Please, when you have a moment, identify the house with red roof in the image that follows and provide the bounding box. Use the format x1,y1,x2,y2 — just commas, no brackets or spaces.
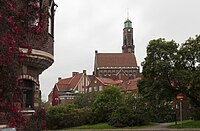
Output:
51,70,90,106
120,77,141,93
86,76,121,93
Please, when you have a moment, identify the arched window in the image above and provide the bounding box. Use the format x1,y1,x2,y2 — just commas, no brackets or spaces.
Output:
20,79,35,109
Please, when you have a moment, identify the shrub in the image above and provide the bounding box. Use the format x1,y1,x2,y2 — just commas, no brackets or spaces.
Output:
46,104,92,129
192,107,200,120
92,86,122,123
21,108,46,131
108,105,131,127
109,105,149,127
46,104,75,129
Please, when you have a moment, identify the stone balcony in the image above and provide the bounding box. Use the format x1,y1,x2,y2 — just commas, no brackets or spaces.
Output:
20,47,54,74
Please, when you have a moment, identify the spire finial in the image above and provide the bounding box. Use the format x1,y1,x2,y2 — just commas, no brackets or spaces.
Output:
127,8,129,20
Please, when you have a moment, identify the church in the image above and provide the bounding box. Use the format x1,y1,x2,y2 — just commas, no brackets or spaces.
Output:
49,17,141,106
94,18,140,80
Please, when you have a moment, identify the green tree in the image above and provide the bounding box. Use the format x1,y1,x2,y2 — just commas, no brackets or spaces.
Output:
138,35,200,108
74,91,99,108
109,94,150,127
92,86,122,122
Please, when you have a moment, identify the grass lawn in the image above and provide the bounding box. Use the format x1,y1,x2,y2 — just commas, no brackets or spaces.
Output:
169,120,200,128
63,122,159,130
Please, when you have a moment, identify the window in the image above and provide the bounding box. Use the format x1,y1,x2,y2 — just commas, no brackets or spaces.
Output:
89,87,92,92
48,1,53,35
94,87,97,91
99,86,103,91
21,80,34,108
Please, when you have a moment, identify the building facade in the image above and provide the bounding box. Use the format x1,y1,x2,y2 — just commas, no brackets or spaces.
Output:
94,18,140,80
86,76,120,93
51,70,90,106
18,0,57,110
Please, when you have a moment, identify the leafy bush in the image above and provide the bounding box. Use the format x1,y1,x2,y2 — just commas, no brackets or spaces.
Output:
74,91,99,108
108,105,131,127
147,102,174,122
192,107,200,120
21,108,46,131
46,104,92,129
92,86,122,123
108,95,150,127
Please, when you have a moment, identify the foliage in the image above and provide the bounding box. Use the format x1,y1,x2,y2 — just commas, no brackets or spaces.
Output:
21,108,46,131
46,88,156,129
46,104,92,129
191,107,200,120
108,94,149,127
74,91,99,108
138,35,200,109
92,86,122,123
147,101,174,122
0,0,48,129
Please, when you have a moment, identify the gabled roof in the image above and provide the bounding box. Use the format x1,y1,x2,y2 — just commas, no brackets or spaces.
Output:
56,73,83,91
95,53,137,67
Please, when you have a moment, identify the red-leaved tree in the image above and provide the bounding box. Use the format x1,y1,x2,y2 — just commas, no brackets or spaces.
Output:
0,0,48,129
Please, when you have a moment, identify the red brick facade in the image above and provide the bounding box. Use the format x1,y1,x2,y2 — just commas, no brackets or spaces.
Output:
19,0,57,110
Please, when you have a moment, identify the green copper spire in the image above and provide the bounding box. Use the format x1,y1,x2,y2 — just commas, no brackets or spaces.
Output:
124,19,132,28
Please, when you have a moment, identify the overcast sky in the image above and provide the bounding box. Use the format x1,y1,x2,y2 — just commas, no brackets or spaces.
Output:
40,0,200,101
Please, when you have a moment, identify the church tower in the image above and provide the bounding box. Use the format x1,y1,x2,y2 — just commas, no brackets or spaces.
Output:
122,18,135,53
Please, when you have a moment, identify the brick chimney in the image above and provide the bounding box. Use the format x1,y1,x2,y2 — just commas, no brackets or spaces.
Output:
83,70,86,75
58,77,62,81
72,72,79,77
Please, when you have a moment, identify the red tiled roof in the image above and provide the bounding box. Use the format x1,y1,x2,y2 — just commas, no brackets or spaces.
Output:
58,78,72,85
121,77,141,92
56,73,83,91
114,80,123,84
69,73,83,90
95,53,137,67
96,77,116,86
